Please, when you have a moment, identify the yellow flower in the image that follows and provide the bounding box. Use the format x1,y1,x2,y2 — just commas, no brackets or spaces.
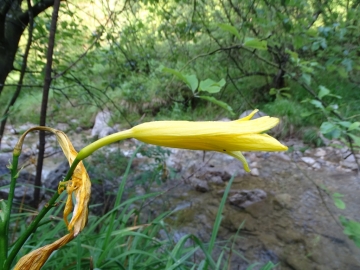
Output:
14,127,90,270
14,234,74,270
79,109,287,171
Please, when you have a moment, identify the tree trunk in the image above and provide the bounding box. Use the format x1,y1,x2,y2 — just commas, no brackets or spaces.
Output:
0,0,55,94
0,0,34,148
33,0,61,208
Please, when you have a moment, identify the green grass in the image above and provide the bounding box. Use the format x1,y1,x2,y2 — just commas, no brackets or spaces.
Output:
6,146,277,270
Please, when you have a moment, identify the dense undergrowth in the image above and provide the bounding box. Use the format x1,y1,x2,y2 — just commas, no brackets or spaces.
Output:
1,0,360,269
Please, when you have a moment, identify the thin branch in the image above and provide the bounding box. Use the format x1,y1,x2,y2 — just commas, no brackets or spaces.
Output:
52,11,112,80
33,0,61,208
19,0,56,25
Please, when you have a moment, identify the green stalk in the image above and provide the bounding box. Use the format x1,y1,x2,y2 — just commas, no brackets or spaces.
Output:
4,159,80,269
0,152,20,270
77,130,133,160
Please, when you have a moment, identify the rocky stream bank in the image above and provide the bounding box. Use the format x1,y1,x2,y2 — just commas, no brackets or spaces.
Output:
1,115,360,270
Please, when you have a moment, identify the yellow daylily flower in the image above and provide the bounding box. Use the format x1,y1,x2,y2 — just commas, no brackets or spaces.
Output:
14,233,74,270
79,109,288,172
14,127,91,270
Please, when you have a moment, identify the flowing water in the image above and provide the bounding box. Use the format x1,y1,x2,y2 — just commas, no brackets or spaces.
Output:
145,150,360,270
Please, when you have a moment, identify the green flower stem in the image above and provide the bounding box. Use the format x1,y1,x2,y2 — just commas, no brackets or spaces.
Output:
77,130,133,160
4,193,60,269
4,158,81,269
4,129,134,269
0,153,19,270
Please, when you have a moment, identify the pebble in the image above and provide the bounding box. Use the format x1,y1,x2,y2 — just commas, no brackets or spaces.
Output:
314,148,326,157
301,157,316,165
250,168,260,176
312,162,321,170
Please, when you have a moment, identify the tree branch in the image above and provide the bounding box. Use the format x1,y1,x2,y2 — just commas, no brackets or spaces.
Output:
0,0,34,148
33,0,61,207
19,0,55,25
0,0,13,42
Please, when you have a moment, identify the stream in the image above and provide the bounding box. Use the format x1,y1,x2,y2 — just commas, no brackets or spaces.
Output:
1,127,360,269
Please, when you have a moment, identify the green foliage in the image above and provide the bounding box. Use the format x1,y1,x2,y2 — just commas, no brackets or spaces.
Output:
304,85,360,150
340,216,360,248
332,193,346,210
262,99,306,136
136,145,172,186
161,67,234,116
302,127,325,147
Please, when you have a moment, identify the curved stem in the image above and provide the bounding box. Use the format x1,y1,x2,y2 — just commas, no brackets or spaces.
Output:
77,130,133,160
4,156,80,268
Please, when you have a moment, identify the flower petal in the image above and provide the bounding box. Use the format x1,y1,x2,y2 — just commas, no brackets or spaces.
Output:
226,151,250,172
14,233,74,270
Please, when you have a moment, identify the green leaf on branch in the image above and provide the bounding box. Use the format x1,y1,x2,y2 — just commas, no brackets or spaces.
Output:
198,96,235,116
318,85,330,99
348,122,360,131
198,78,225,94
162,66,187,82
310,100,324,109
161,67,198,92
320,122,336,134
337,67,348,78
243,38,267,50
184,75,199,92
348,134,360,147
301,73,311,85
218,24,241,40
338,121,351,128
332,193,346,209
339,216,360,248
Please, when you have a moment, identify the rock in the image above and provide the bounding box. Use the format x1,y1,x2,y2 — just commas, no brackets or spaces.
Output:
239,110,267,119
55,123,70,132
192,179,210,192
341,160,358,170
43,161,69,191
17,122,34,133
344,154,356,163
273,152,291,161
250,168,260,176
314,148,326,157
75,126,82,133
187,162,231,182
1,135,18,152
285,254,313,270
312,162,321,170
291,150,303,160
219,118,231,122
229,189,267,208
208,175,224,185
273,193,292,210
250,161,258,168
0,153,12,170
98,126,116,138
301,157,316,165
0,169,40,206
91,110,115,138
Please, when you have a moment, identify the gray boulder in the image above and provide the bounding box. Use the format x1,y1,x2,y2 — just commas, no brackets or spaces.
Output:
91,110,116,138
229,189,267,208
